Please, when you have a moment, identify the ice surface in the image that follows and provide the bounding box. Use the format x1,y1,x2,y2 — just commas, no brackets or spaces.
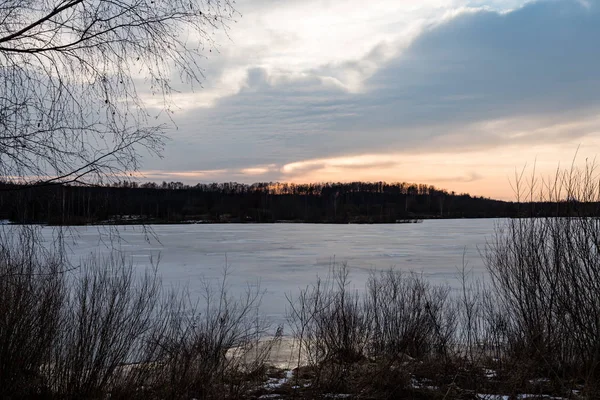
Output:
38,219,501,327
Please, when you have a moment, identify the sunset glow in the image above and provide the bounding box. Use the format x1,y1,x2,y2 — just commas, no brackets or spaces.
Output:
139,0,600,200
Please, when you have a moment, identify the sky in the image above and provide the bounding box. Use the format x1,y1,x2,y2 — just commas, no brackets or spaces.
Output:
139,0,600,200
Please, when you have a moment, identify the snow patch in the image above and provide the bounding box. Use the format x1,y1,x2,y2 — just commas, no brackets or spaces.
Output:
477,395,567,400
264,369,293,389
483,368,497,379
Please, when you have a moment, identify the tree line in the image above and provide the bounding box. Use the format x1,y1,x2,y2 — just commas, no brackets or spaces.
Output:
1,180,590,225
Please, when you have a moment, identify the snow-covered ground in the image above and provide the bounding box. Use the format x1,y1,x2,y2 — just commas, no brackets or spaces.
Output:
37,219,501,327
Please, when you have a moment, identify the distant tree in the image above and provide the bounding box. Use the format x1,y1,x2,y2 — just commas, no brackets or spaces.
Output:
0,0,236,186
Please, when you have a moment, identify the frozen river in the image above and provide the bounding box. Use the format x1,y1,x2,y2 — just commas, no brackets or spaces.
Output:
42,219,504,325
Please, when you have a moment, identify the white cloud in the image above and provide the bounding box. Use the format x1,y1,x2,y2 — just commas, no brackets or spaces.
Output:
140,0,600,198
143,0,524,110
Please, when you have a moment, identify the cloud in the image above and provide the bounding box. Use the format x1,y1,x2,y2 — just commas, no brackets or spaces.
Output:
139,169,229,180
142,0,519,110
144,0,600,197
239,164,278,176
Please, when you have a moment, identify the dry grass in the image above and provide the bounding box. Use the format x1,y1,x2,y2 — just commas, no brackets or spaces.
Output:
0,227,277,399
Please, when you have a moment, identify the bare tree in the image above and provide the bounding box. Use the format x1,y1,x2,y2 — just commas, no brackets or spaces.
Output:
0,0,235,185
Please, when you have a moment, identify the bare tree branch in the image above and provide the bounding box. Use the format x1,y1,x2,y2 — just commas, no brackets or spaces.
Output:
0,0,236,186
